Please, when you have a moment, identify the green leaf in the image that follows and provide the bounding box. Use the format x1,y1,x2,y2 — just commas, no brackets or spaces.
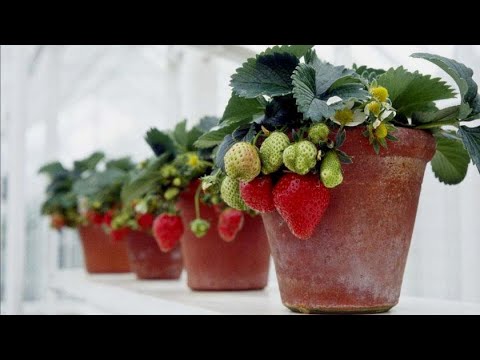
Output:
38,161,67,178
73,151,104,174
328,83,369,102
261,45,315,58
335,129,346,148
106,157,134,172
377,66,455,118
292,61,361,121
58,192,77,209
41,192,77,215
195,116,219,132
213,135,235,171
465,94,480,121
220,93,266,126
310,57,356,95
336,149,353,164
413,105,460,124
411,53,478,106
194,123,245,149
120,155,168,205
353,64,386,81
46,176,73,195
73,168,126,197
172,120,188,151
230,52,299,98
144,128,176,157
185,127,204,151
292,64,322,119
458,126,480,173
172,119,217,152
431,137,470,185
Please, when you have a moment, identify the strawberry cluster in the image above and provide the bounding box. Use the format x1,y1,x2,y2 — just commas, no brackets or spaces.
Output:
104,120,254,252
215,124,347,240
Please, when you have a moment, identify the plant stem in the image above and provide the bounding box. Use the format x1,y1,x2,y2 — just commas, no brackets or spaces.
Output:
415,120,459,130
194,182,202,220
252,131,263,146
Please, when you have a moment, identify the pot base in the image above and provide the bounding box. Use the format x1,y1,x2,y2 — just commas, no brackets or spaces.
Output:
126,230,183,280
189,284,268,292
285,303,395,314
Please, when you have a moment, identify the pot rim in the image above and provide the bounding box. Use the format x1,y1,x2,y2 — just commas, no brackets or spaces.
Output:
337,126,436,161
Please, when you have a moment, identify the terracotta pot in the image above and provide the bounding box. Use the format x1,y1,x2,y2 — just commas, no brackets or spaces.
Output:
125,230,183,280
177,191,270,291
263,127,436,314
78,224,130,274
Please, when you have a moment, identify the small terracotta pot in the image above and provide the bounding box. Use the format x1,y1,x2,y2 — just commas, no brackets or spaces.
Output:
125,230,183,280
78,224,130,274
177,190,270,291
263,127,436,314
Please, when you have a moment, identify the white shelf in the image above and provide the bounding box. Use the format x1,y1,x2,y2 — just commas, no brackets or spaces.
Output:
49,269,480,315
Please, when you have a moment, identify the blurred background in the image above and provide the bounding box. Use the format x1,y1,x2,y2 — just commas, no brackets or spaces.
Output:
1,45,479,314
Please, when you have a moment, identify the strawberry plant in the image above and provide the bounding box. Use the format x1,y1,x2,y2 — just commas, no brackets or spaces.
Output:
118,117,250,245
72,155,135,240
39,151,105,230
196,45,480,240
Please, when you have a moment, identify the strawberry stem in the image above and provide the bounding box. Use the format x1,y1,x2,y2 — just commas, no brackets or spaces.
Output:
194,182,203,220
252,131,263,146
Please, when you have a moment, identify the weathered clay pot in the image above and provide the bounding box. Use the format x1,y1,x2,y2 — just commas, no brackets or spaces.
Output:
177,187,270,291
125,230,183,280
263,127,436,314
78,224,130,274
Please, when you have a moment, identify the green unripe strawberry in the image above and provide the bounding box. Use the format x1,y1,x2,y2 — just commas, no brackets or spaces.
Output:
164,187,180,201
259,131,290,174
220,176,248,211
190,219,211,238
160,164,178,178
308,123,330,144
224,142,261,182
320,151,343,188
283,141,318,175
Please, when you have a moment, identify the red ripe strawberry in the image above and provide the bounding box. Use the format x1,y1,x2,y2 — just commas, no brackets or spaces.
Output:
273,173,330,240
239,176,275,213
87,210,104,225
51,213,65,230
103,210,114,227
217,208,245,242
153,214,184,252
137,213,154,231
110,227,129,242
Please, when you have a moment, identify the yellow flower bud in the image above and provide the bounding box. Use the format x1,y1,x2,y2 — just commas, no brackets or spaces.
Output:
367,101,381,116
187,154,199,167
370,86,389,103
375,123,388,139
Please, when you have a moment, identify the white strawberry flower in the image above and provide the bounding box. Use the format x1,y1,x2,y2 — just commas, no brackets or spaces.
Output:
380,109,396,121
326,96,343,106
135,201,148,214
330,101,367,127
